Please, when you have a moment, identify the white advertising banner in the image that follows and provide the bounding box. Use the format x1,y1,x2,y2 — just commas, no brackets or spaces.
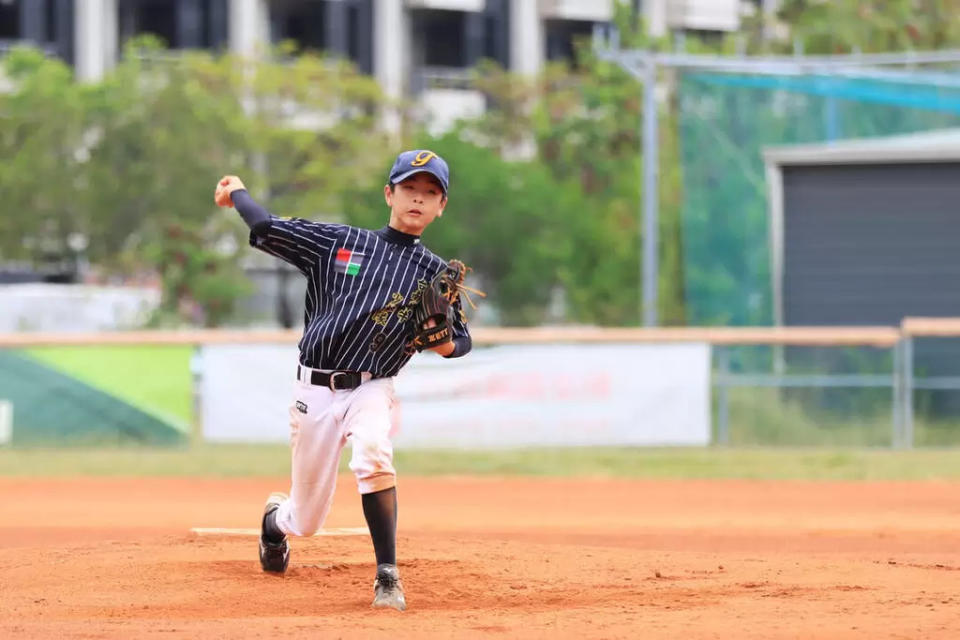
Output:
199,344,301,443
200,343,712,447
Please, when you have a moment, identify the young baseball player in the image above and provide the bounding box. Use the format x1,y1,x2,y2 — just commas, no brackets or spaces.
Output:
214,150,471,612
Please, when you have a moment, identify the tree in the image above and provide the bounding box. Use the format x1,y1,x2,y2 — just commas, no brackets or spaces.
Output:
341,132,583,325
1,39,394,326
0,48,91,269
244,46,389,221
450,2,687,326
779,0,960,53
81,38,252,325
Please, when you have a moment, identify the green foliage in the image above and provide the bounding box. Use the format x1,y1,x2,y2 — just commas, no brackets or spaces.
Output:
82,39,253,325
342,133,580,325
144,220,252,327
245,49,388,219
445,4,687,325
0,40,388,327
779,0,960,53
0,48,90,266
532,50,690,325
347,41,678,326
724,387,894,447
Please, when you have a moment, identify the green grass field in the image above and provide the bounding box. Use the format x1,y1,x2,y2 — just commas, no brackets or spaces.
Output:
725,387,960,447
1,445,959,481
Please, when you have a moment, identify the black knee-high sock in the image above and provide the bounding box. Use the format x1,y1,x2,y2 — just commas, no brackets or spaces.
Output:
263,509,285,543
361,487,397,566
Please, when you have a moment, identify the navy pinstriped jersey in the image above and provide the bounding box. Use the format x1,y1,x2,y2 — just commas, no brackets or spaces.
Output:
250,216,470,377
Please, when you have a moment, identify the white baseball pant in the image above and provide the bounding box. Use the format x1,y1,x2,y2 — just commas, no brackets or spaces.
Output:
274,371,400,537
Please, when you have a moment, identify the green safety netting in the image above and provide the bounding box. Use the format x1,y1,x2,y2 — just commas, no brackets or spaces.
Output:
678,70,960,326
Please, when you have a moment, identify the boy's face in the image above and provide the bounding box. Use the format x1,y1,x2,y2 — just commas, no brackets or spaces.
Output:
384,172,447,235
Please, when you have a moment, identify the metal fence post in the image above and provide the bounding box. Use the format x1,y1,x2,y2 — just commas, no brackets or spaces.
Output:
641,58,659,327
715,346,730,445
891,338,904,449
190,344,204,447
903,336,914,448
0,400,12,446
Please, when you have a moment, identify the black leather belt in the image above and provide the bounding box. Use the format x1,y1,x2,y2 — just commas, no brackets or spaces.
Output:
297,366,365,390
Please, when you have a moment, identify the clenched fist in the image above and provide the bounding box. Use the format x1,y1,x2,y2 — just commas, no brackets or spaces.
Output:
214,175,246,208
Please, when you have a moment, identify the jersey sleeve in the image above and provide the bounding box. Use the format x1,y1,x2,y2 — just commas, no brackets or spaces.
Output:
450,297,470,338
250,216,339,275
443,296,472,358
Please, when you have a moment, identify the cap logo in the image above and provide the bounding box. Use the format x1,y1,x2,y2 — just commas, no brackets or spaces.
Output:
411,151,437,167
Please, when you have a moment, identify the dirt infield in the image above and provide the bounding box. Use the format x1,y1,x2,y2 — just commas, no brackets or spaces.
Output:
1,476,958,639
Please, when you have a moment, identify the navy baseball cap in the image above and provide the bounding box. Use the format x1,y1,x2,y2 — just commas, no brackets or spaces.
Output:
388,150,449,194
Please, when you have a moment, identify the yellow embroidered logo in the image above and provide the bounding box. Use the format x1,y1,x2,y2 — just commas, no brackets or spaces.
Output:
369,281,428,326
411,151,437,167
370,292,405,327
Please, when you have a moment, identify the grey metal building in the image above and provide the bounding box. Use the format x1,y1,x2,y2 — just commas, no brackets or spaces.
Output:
765,129,960,328
765,129,960,416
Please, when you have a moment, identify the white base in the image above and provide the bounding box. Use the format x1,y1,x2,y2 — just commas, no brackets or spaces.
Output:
190,526,368,537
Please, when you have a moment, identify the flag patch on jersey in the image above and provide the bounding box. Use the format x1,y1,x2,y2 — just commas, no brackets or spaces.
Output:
335,248,365,276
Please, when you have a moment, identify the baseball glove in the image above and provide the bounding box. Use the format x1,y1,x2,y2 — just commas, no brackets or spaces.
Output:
406,259,475,353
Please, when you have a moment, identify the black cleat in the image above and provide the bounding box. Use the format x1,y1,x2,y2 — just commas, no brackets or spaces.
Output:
259,492,289,573
371,563,406,611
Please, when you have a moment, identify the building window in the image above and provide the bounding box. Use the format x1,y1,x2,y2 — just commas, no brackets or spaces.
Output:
120,0,176,48
268,0,371,72
269,0,326,53
0,0,20,40
347,3,360,60
45,0,57,40
118,0,227,51
411,9,466,68
0,0,70,51
346,0,372,74
544,19,594,64
481,0,508,67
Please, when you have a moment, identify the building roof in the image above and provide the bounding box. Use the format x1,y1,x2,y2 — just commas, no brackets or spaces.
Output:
763,128,960,165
